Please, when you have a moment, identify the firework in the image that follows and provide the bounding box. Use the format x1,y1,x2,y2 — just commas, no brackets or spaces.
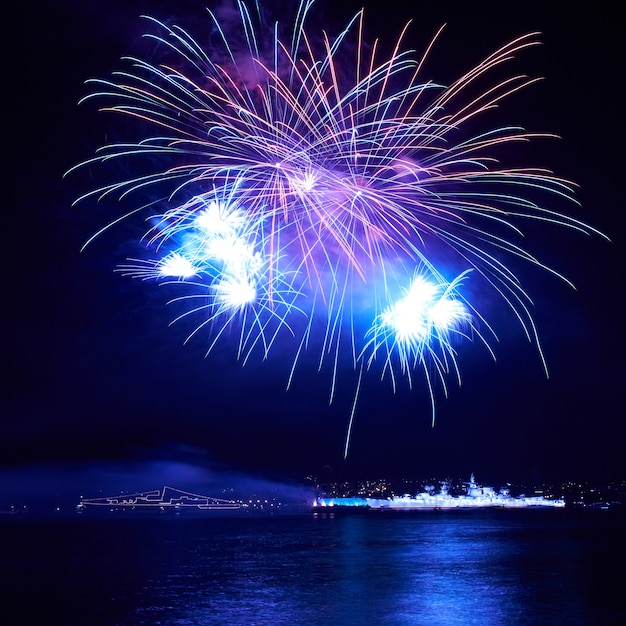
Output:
67,1,601,450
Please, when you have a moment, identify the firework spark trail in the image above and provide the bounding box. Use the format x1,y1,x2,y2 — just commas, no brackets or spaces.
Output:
67,1,604,451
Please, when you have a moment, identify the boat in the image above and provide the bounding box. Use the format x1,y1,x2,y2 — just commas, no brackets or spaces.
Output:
314,474,565,510
76,486,248,513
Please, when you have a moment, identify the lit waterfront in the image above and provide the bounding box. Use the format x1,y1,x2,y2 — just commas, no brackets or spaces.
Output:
2,477,624,517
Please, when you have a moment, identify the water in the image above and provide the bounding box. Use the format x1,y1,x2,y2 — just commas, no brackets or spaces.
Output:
2,509,624,625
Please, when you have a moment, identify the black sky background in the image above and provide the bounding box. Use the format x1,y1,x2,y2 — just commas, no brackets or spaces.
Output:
2,0,623,502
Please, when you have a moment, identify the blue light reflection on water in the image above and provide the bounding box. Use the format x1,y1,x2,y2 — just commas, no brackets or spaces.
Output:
2,509,624,625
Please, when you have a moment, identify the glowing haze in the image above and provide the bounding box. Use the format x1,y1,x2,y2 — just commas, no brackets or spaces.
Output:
67,0,602,452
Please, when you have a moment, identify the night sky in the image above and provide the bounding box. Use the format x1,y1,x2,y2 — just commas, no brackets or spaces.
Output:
2,0,623,503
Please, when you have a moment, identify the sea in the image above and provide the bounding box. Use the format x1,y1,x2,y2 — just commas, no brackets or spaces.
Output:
2,508,624,625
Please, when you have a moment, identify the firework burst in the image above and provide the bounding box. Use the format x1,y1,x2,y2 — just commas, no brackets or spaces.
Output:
67,0,602,453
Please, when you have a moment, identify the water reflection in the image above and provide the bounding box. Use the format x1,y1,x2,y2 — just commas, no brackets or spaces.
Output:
2,510,622,625
120,512,606,625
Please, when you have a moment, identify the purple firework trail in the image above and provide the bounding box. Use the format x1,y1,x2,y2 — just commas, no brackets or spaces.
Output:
67,0,603,456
